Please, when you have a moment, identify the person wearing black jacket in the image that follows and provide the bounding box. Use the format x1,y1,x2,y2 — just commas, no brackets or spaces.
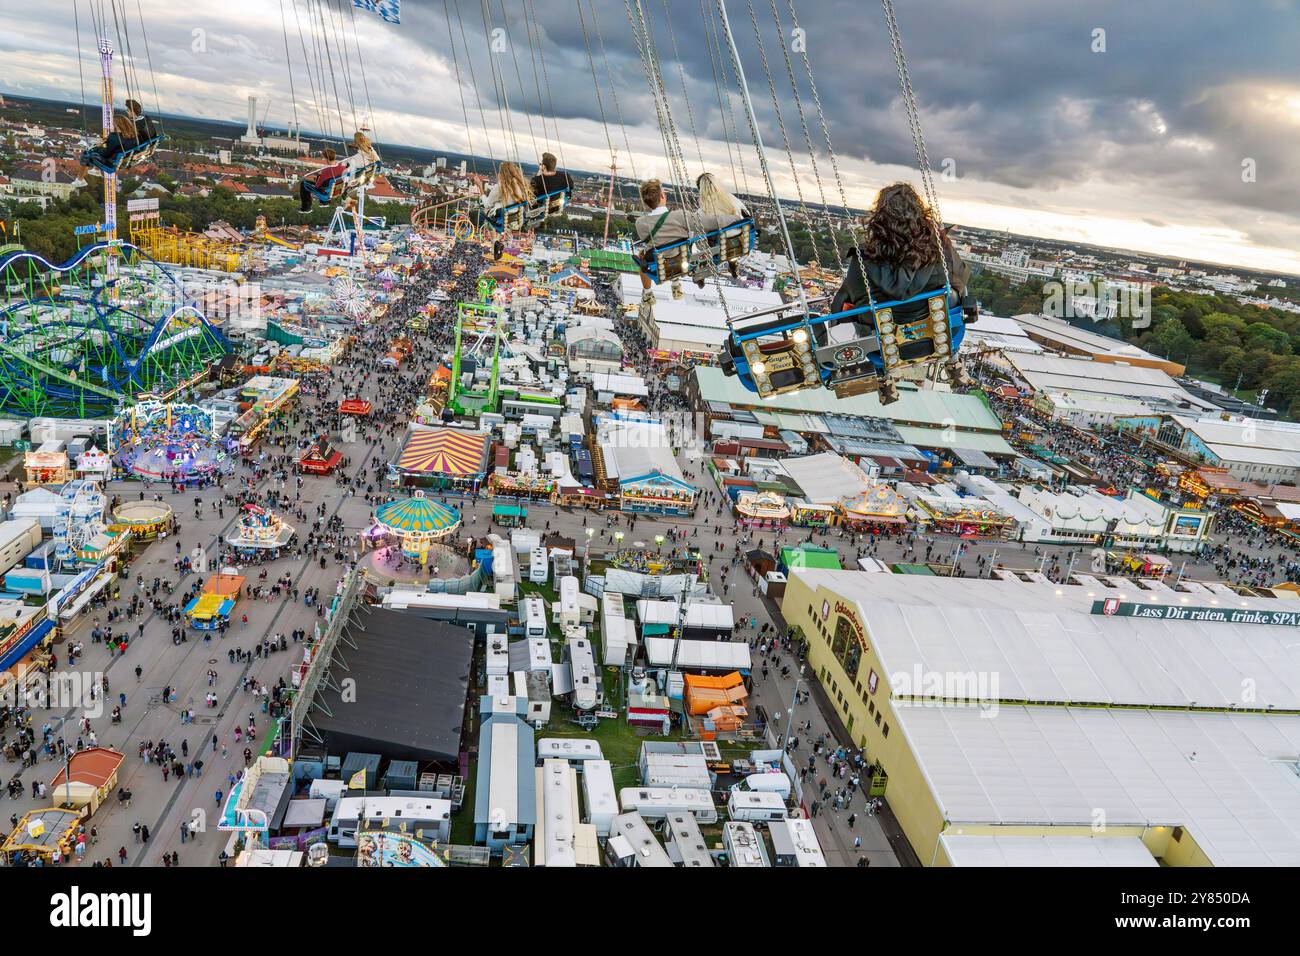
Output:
529,152,574,198
831,182,972,316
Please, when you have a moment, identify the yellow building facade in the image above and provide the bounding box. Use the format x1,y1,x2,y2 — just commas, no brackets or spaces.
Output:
780,569,1245,867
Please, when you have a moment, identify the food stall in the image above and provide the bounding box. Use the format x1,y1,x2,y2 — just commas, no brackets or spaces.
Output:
298,437,343,476
24,443,71,485
339,398,373,417
49,747,125,815
184,592,235,631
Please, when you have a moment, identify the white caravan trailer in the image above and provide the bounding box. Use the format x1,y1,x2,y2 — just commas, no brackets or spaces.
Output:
582,760,618,837
769,818,828,867
618,787,718,825
726,790,789,824
523,597,548,640
566,636,598,710
722,821,770,867
529,547,549,584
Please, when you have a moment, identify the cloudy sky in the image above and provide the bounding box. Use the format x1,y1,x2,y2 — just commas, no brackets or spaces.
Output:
4,0,1299,274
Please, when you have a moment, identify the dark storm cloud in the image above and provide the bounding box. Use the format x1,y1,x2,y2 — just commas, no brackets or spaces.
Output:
392,0,1300,230
3,0,1296,264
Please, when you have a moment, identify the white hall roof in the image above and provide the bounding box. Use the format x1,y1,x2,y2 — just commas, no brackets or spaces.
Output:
792,569,1300,866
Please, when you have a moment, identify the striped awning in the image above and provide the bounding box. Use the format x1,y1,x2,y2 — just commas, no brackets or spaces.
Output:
396,428,489,477
375,492,463,536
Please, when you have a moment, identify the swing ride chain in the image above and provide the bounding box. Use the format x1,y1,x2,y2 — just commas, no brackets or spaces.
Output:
743,0,819,262
660,0,708,175
577,0,618,170
880,0,952,298
589,0,638,182
626,0,734,323
765,0,843,269
648,1,733,296
700,0,748,200
714,0,809,320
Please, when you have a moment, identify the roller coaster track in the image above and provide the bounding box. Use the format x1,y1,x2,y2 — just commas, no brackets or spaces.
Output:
0,241,231,417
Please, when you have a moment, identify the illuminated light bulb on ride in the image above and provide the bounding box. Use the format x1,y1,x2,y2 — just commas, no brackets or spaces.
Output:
792,329,808,344
752,362,767,375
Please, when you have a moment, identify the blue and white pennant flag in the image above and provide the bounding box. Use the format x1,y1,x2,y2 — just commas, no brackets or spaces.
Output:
353,0,400,25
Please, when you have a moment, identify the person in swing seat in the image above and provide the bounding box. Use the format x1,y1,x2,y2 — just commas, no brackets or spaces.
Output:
696,172,749,280
529,152,574,200
830,181,971,328
480,162,534,220
125,99,158,142
633,177,738,292
299,132,379,213
81,114,138,172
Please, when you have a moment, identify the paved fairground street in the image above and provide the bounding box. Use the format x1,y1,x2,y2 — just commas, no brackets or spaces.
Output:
0,4,1297,905
0,268,1287,869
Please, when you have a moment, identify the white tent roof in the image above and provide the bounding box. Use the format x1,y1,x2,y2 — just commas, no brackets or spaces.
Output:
793,569,1300,709
636,600,734,631
939,834,1158,867
793,569,1300,866
644,638,751,671
774,453,874,506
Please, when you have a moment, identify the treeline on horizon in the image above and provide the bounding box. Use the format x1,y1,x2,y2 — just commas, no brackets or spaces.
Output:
968,268,1300,417
10,180,1300,417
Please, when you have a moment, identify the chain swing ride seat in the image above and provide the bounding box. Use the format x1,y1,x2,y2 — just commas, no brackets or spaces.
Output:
80,135,164,176
642,218,756,285
489,187,572,233
721,285,971,403
303,159,382,206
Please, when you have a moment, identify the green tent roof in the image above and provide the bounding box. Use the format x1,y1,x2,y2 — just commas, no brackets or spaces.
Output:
780,546,843,570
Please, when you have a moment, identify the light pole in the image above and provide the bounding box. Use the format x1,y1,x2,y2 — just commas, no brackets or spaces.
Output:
779,663,807,751
655,534,665,555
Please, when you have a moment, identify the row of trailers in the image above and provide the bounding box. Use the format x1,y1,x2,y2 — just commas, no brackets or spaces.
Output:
539,756,824,868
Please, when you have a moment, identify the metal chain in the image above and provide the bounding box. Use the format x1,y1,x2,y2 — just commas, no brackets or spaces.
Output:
495,0,541,161
479,0,519,161
626,0,733,323
715,0,808,315
589,0,637,181
744,0,818,258
526,0,564,169
784,0,864,255
700,0,746,198
442,0,480,169
577,0,617,169
660,0,707,175
880,0,951,296
766,0,842,268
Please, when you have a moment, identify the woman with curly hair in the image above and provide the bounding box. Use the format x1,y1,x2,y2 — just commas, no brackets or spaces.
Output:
831,182,970,314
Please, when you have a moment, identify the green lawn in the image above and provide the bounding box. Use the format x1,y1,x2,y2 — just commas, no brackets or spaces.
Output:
450,771,477,845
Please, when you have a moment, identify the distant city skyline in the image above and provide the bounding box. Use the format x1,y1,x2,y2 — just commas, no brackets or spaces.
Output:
3,1,1298,275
